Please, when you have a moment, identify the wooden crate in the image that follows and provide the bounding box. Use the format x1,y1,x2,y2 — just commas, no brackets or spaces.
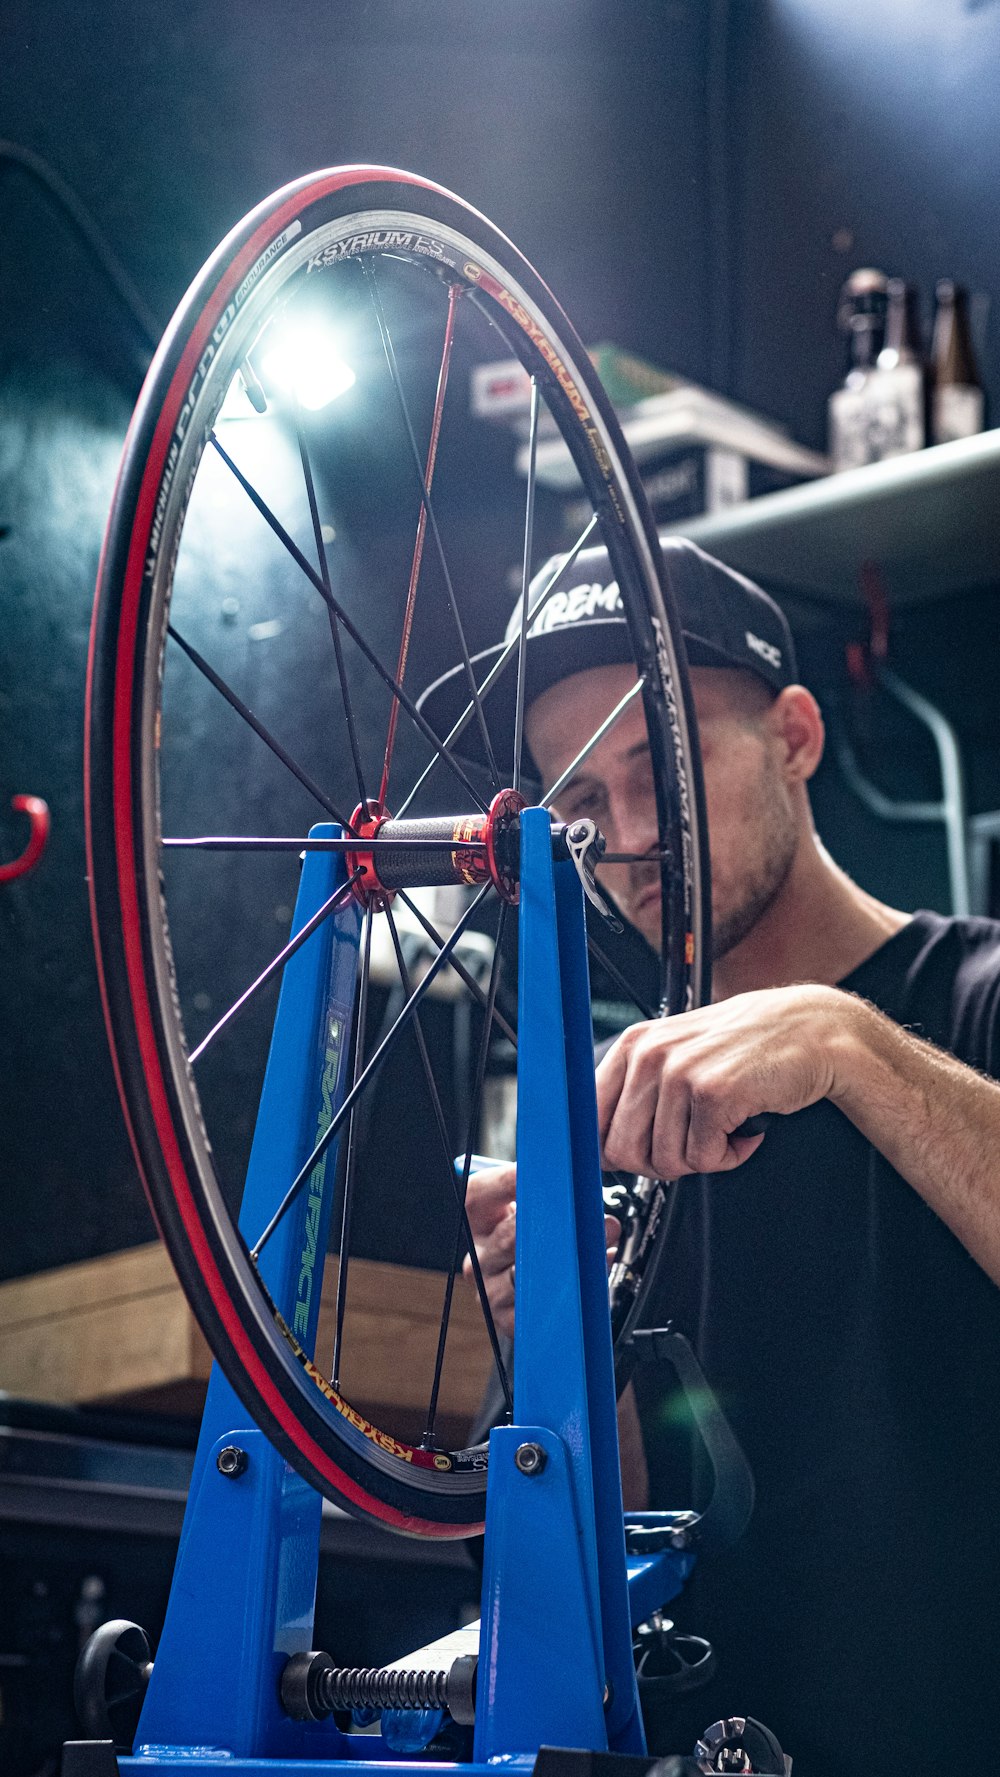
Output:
0,1243,493,1445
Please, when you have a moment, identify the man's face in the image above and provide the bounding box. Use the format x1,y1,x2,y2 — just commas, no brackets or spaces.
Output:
524,660,800,958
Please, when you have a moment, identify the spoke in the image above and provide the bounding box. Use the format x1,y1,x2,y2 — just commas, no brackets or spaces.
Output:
587,932,657,1024
250,882,493,1259
332,906,374,1391
540,677,647,810
363,263,501,791
167,625,354,829
395,513,599,819
599,847,671,865
292,404,369,809
396,888,516,1049
512,376,540,795
383,903,512,1422
164,835,487,854
423,900,512,1441
209,431,488,812
188,871,363,1064
378,279,462,808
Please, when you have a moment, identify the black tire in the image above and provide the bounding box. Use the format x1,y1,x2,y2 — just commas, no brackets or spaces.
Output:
85,165,709,1534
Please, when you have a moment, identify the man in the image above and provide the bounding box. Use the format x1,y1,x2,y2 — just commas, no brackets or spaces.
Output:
418,538,1000,1774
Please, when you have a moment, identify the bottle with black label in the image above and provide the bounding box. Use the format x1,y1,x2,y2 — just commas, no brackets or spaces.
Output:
828,268,889,470
871,278,926,458
930,280,985,444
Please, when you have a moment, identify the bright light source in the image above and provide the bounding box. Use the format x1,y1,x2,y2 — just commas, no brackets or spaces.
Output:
217,372,262,422
261,323,357,411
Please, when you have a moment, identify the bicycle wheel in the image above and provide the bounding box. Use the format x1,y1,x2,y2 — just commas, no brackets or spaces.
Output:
85,165,709,1535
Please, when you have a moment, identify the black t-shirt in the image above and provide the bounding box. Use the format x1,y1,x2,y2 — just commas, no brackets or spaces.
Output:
636,911,1000,1773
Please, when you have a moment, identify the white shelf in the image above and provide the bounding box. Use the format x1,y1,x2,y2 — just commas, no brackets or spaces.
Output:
665,428,1000,607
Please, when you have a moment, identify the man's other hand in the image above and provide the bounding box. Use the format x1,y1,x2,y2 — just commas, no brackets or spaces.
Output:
596,985,846,1179
462,1161,621,1339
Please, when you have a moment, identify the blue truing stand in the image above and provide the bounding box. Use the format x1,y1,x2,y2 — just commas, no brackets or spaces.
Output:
111,810,697,1774
625,1530,696,1629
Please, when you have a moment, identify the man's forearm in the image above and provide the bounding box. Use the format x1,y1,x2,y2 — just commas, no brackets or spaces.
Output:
598,983,1000,1286
831,995,1000,1288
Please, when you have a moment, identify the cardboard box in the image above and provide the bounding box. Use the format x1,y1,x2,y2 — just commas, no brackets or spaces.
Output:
0,1244,493,1447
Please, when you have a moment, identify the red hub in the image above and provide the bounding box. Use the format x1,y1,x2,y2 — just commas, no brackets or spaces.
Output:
345,801,396,911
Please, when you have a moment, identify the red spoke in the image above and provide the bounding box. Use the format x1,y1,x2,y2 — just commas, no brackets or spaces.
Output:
378,281,461,809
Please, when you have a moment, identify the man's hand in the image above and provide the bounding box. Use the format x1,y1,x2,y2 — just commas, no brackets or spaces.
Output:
597,981,1000,1290
463,1161,620,1340
597,985,848,1178
462,1163,517,1340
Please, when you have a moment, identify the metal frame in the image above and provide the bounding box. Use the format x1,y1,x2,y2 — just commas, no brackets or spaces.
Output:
102,811,694,1775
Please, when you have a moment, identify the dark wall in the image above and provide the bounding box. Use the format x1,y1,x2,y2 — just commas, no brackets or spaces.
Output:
1,0,718,379
720,0,1000,916
727,0,1000,448
0,0,719,1281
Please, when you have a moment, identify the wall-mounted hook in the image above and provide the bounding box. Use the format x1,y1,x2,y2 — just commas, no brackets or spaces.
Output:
0,794,50,884
845,558,891,691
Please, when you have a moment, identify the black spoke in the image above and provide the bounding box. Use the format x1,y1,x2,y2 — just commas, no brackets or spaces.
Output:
209,431,488,812
188,871,363,1064
587,932,657,1024
599,848,672,865
423,900,512,1442
383,903,511,1421
250,882,493,1260
394,512,599,819
512,376,540,796
363,261,502,791
167,625,354,829
540,677,646,810
292,404,369,810
397,888,517,1050
164,835,487,854
332,905,374,1392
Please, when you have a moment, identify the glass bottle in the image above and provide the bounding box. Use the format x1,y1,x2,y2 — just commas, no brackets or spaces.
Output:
870,278,926,458
828,268,889,470
930,281,985,444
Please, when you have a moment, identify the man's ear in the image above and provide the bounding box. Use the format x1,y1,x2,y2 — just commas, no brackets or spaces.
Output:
767,685,825,784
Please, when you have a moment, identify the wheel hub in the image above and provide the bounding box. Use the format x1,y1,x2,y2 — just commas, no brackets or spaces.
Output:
345,789,526,911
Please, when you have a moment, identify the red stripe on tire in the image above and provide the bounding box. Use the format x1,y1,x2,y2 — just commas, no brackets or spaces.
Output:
107,168,482,1536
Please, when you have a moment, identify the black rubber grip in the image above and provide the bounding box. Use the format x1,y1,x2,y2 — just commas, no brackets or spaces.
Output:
373,817,489,891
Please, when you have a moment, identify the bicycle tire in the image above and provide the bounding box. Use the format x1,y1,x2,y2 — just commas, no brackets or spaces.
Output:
85,165,710,1534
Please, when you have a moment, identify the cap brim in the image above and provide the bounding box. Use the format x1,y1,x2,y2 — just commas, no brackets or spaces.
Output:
416,619,636,781
415,618,740,780
415,535,797,782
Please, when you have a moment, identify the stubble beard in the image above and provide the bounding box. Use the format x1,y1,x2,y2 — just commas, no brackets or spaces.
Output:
711,784,799,963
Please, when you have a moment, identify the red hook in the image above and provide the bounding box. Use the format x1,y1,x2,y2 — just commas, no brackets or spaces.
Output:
0,794,50,884
846,559,891,690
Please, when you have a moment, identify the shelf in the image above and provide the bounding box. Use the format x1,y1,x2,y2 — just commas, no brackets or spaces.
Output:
663,428,1000,608
0,1412,472,1565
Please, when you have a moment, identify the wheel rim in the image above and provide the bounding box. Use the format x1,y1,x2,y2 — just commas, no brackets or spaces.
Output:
85,166,709,1534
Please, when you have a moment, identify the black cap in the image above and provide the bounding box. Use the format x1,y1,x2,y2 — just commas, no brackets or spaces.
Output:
416,536,797,770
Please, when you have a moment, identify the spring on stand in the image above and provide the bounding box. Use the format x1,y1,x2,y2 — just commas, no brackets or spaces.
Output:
281,1648,478,1725
315,1664,450,1712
